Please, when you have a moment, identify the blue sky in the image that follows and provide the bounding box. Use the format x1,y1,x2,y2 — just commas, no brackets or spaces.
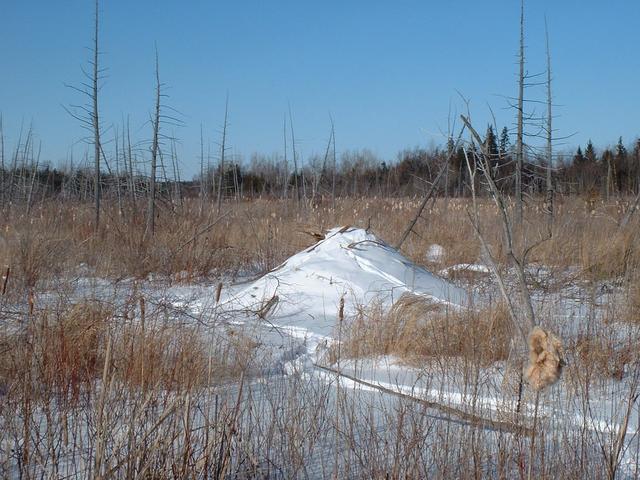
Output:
1,0,638,177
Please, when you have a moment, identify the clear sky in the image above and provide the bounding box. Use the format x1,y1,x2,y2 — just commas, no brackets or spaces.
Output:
1,0,638,177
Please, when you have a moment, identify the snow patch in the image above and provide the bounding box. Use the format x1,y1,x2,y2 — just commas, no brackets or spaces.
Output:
440,263,490,277
426,243,445,262
220,226,468,339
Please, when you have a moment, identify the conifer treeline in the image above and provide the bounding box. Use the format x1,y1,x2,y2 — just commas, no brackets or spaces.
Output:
1,128,639,208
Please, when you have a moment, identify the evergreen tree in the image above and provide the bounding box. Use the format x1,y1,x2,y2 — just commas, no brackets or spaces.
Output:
573,146,585,165
499,126,511,157
616,136,627,159
614,137,629,192
484,125,499,158
585,140,597,163
633,139,640,193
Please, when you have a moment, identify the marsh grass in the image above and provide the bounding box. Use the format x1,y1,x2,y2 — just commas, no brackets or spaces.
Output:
1,195,640,478
335,294,512,367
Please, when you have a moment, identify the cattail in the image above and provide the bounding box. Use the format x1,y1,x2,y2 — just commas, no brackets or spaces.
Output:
525,326,565,391
215,282,223,303
28,289,35,316
139,296,145,324
1,265,9,295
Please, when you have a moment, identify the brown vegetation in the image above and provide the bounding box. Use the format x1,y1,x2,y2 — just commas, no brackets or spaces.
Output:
1,196,639,287
336,293,512,367
1,196,639,478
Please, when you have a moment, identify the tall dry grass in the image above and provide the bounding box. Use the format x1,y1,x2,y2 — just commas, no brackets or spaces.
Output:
335,294,512,367
1,195,639,478
1,196,639,288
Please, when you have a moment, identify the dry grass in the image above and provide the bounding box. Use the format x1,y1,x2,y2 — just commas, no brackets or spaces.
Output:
573,334,636,381
1,195,640,478
336,294,512,367
2,196,638,289
0,298,255,404
0,301,109,402
624,282,640,324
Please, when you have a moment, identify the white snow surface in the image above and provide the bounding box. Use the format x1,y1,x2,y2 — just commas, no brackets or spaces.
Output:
219,226,468,338
439,263,491,277
425,243,446,262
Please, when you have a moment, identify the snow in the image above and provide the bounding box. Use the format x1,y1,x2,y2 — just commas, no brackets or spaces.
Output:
207,229,637,445
426,243,445,262
218,226,468,339
439,263,491,277
4,227,638,479
6,226,639,477
203,226,476,406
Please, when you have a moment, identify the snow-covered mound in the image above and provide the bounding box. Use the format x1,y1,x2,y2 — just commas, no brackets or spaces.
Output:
221,227,468,337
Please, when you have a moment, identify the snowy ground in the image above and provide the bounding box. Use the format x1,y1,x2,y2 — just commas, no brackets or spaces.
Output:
4,226,639,477
169,227,639,457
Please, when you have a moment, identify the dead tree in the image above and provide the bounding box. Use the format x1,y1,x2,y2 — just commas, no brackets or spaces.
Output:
200,126,207,213
312,124,334,206
26,142,41,215
6,124,22,208
170,136,182,207
331,115,337,210
126,117,137,208
282,115,289,200
216,95,229,215
0,115,4,208
114,125,123,216
146,48,161,237
92,0,101,232
288,105,301,204
544,18,554,232
515,0,525,229
461,114,563,395
462,115,535,341
63,0,103,232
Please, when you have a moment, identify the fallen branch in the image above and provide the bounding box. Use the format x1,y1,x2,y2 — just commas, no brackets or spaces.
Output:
314,363,533,436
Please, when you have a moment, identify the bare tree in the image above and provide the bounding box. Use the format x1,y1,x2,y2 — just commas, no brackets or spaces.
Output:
515,0,525,229
462,115,535,341
312,123,334,206
216,95,229,215
288,105,301,204
123,117,135,208
114,125,123,216
0,115,4,208
63,0,104,232
199,124,206,215
282,115,289,200
544,17,554,232
330,115,337,210
170,135,182,207
145,47,161,237
92,0,101,232
26,141,41,215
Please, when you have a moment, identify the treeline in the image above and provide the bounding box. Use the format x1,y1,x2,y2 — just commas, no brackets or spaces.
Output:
1,128,639,209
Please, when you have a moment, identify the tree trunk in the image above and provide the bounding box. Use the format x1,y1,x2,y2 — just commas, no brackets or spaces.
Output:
515,0,525,229
216,95,229,215
545,18,554,233
93,0,101,233
146,48,161,237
